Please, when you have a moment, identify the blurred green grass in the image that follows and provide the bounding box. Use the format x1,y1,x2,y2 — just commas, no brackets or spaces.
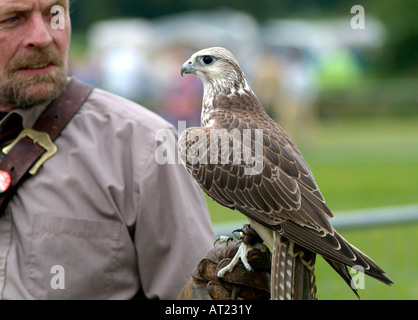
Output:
205,115,418,299
315,223,418,300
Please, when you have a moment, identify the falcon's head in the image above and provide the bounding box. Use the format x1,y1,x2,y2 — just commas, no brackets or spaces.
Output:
181,47,247,93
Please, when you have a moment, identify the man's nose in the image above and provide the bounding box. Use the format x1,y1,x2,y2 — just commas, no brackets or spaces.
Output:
24,13,53,48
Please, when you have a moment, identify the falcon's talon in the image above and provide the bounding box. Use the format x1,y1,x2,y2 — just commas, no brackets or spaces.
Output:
232,227,244,234
232,228,245,240
215,235,233,246
227,237,235,245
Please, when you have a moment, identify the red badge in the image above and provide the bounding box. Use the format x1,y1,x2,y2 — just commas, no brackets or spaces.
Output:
0,170,11,193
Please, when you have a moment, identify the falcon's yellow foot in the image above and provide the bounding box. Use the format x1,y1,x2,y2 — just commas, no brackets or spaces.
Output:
217,224,266,278
217,241,255,278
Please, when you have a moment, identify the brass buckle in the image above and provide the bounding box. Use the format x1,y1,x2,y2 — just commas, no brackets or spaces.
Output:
2,128,58,175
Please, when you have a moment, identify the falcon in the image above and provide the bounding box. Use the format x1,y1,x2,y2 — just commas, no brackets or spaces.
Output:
179,47,392,299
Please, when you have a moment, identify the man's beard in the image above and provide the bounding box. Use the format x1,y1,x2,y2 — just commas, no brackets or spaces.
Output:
0,46,68,109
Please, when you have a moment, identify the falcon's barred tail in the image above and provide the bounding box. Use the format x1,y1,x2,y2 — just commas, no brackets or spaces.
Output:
271,234,317,300
279,221,394,291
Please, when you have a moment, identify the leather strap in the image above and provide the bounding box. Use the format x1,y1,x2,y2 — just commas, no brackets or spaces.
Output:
0,77,94,215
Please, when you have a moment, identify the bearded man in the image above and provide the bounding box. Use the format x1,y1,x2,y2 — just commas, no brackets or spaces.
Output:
0,0,270,300
0,0,214,300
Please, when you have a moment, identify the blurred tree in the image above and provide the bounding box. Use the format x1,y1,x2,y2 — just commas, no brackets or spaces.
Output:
69,0,417,76
69,0,349,29
368,0,418,74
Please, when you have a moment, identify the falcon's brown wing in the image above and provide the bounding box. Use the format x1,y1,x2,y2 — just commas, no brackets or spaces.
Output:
179,90,334,234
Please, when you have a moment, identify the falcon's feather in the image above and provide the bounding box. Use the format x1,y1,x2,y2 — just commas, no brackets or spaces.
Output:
179,47,393,299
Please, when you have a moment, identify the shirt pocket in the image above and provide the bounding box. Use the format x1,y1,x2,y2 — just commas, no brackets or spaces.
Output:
24,214,122,299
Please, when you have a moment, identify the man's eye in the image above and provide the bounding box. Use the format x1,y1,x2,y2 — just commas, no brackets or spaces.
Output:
7,16,18,22
2,16,19,24
0,15,20,27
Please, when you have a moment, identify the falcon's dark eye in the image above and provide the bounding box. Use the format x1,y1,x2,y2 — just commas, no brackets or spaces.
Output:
202,56,214,65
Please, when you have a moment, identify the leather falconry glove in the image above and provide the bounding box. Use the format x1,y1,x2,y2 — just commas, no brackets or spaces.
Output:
178,225,271,300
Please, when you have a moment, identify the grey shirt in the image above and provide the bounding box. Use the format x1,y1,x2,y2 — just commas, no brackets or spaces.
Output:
0,86,215,299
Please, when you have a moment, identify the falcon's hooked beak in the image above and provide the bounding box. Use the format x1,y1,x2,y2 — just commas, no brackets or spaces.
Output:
181,60,195,77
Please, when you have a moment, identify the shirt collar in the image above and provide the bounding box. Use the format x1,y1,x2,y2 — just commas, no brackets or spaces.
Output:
0,77,71,129
1,100,50,129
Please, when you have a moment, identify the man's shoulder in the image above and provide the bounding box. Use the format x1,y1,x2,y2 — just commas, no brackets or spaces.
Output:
81,87,176,134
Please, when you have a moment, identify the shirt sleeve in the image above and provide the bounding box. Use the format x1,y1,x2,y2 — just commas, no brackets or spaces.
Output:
134,126,215,299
